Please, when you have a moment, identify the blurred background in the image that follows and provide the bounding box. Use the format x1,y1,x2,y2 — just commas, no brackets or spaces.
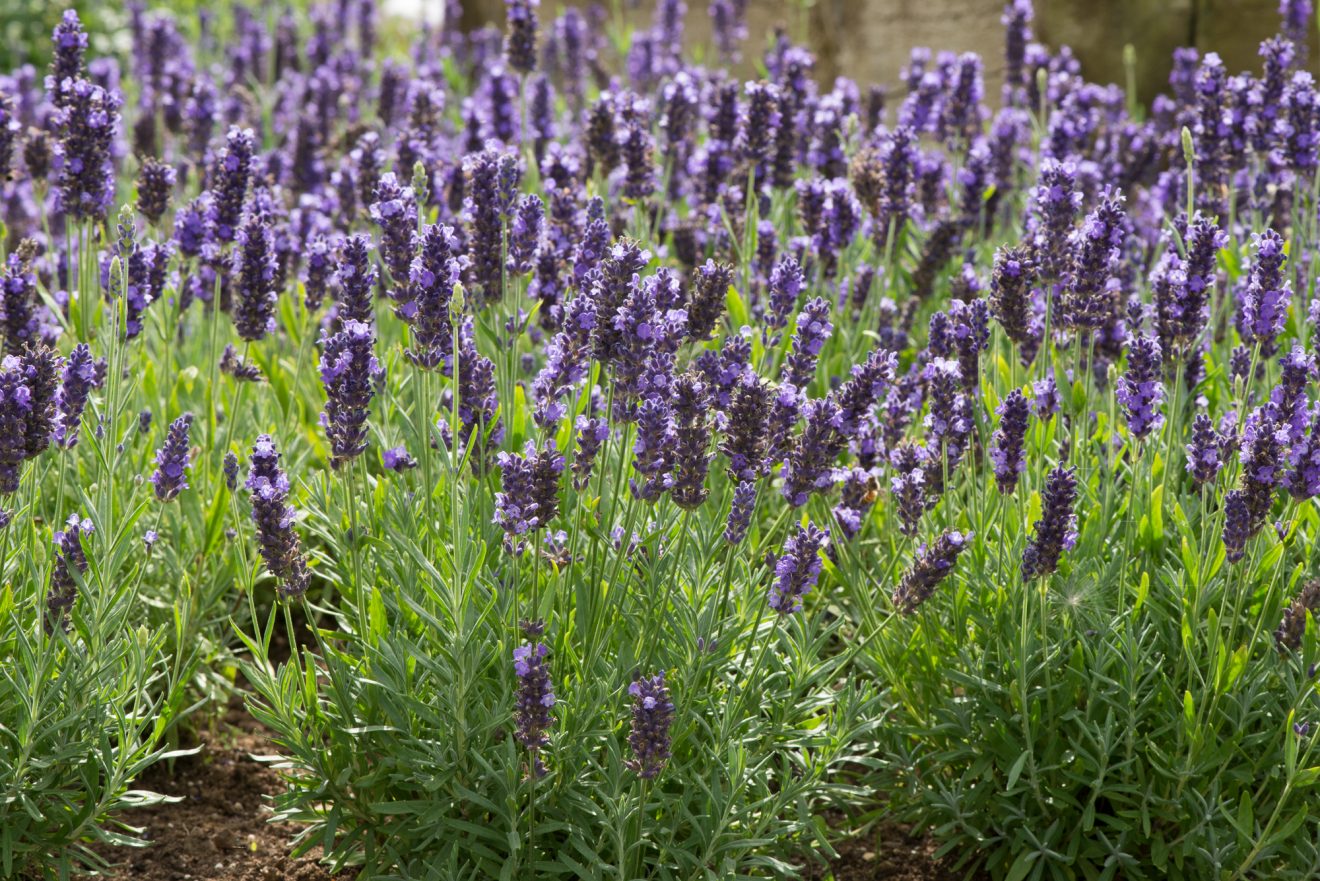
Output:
5,0,1316,104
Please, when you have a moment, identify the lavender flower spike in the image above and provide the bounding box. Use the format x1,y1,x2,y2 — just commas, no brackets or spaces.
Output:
319,320,382,469
53,343,97,448
46,513,93,632
769,521,829,615
246,435,311,598
991,389,1030,494
626,671,675,779
513,641,556,777
150,413,194,501
1021,465,1078,581
893,530,972,613
1118,335,1165,439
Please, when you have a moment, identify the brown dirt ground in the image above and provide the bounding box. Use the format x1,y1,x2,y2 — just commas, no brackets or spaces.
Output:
802,816,966,881
95,694,348,881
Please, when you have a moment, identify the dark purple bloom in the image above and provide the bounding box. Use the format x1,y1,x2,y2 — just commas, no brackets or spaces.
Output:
1186,413,1224,484
991,389,1030,494
1118,335,1165,439
893,529,972,613
136,157,176,224
724,479,757,544
400,224,464,370
989,245,1039,365
630,396,676,502
335,234,378,326
150,413,193,501
0,356,33,494
1021,464,1078,581
507,194,544,275
48,10,88,109
233,211,278,341
781,297,832,391
208,127,254,243
767,255,805,332
1063,194,1126,330
670,372,712,510
513,641,555,777
834,467,879,540
495,441,564,545
687,260,733,342
46,513,93,632
465,148,522,305
769,521,829,615
571,415,609,491
721,375,772,481
626,671,675,779
1276,579,1320,652
303,236,336,312
382,445,417,473
53,79,121,222
246,435,311,598
223,450,239,490
1031,376,1060,419
320,320,382,469
370,172,418,289
1029,158,1081,283
1241,230,1289,357
1286,406,1320,500
781,398,845,507
504,0,540,74
53,343,96,449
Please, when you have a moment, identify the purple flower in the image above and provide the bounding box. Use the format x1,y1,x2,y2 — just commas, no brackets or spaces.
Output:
1287,406,1320,500
303,236,336,313
1276,579,1320,652
465,148,522,304
494,441,564,546
207,127,254,243
513,641,555,777
232,211,278,341
503,0,540,74
319,320,382,469
724,479,757,544
1118,334,1165,439
401,224,464,370
781,398,845,507
150,413,193,501
223,451,239,490
0,356,33,494
1029,158,1081,283
48,11,88,109
834,467,879,540
1021,465,1078,581
670,372,712,510
507,194,544,275
769,521,829,615
46,513,93,633
334,234,378,326
136,157,176,224
767,255,805,332
721,375,772,481
1063,193,1126,330
781,297,833,391
990,245,1039,365
1185,414,1224,485
893,529,972,613
53,343,97,449
571,416,609,491
630,396,676,502
246,435,311,598
687,260,733,342
53,79,121,222
370,172,418,290
991,389,1030,494
382,445,417,472
626,671,675,779
1031,377,1060,419
220,344,264,382
1241,230,1289,357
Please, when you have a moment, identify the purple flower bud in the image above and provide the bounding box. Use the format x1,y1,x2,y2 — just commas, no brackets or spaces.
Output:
781,297,833,391
53,79,121,222
207,127,254,243
1185,414,1224,485
47,512,93,632
687,260,733,342
1118,334,1165,439
670,372,712,510
319,320,382,469
893,529,972,613
769,521,829,615
232,211,277,341
1241,229,1289,357
513,641,555,777
382,445,417,472
991,389,1030,494
223,450,239,490
1021,464,1078,581
495,440,565,547
503,0,540,74
724,479,757,544
246,435,311,598
135,157,176,225
1276,578,1320,652
150,413,193,501
626,671,675,779
370,172,418,290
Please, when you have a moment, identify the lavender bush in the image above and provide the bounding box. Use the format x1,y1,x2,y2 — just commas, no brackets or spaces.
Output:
3,0,1320,879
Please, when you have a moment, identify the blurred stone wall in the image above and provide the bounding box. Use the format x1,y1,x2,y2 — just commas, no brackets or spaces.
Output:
450,0,1318,101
